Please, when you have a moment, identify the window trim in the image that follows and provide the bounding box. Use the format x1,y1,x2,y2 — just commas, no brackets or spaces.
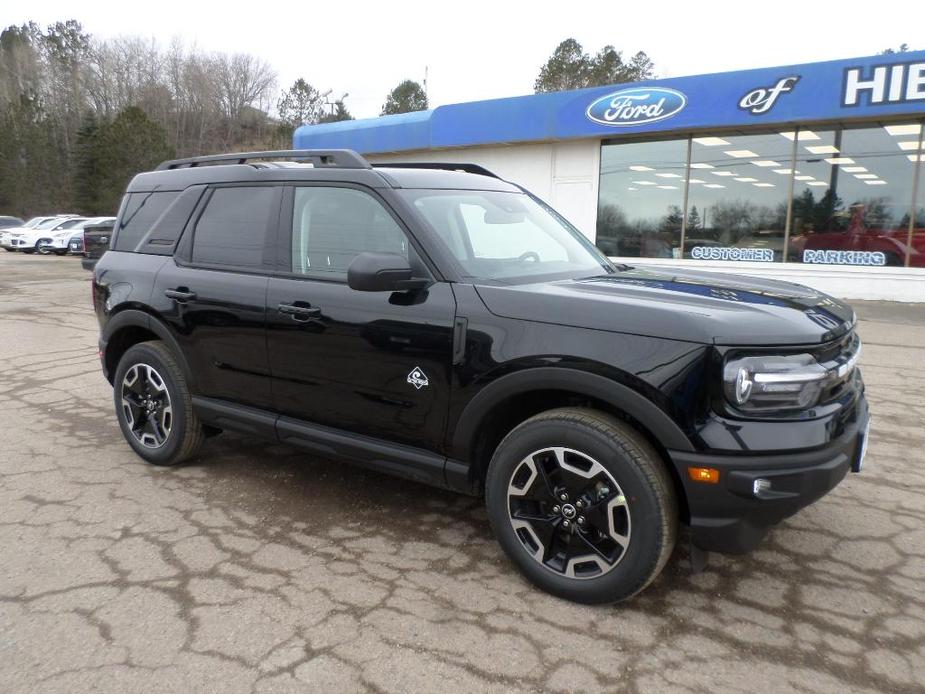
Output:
275,182,438,284
177,182,283,276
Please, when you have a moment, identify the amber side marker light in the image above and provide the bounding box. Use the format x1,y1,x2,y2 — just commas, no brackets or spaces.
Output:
688,467,720,484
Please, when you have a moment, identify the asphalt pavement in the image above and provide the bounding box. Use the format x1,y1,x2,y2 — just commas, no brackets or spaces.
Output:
0,253,922,693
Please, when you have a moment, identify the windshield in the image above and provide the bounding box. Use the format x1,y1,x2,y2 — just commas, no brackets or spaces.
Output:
400,190,614,282
36,218,65,229
55,219,84,230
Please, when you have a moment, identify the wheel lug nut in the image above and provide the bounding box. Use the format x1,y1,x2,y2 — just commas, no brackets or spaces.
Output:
552,505,560,514
577,516,585,524
562,520,571,528
575,500,583,509
559,493,568,502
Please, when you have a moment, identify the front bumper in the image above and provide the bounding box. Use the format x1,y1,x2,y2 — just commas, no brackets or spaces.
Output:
669,395,869,553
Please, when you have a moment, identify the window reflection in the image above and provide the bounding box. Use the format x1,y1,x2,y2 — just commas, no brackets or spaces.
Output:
597,139,687,258
686,133,790,262
595,122,924,267
790,124,922,267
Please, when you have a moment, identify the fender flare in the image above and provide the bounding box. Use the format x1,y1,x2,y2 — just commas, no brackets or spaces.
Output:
451,366,694,459
101,309,195,387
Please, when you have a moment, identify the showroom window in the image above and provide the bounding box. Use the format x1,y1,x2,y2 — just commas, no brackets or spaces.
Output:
596,122,924,267
686,132,791,262
789,123,923,267
597,138,688,258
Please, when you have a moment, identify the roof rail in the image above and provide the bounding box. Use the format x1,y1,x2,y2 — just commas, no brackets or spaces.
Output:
372,162,501,179
155,149,371,171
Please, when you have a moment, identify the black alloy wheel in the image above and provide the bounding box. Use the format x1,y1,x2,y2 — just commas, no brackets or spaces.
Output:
486,407,678,604
113,341,204,465
120,363,173,449
507,446,631,579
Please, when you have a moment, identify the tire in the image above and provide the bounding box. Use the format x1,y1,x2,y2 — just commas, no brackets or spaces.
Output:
485,407,678,604
36,242,51,255
3,247,14,252
112,340,204,466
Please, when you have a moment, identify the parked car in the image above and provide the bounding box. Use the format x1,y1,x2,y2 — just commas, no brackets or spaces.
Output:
1,215,80,252
0,215,25,229
37,217,116,255
92,150,869,604
74,219,116,269
1,216,61,250
10,217,86,255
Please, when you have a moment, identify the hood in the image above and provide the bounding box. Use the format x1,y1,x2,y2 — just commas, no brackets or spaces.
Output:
474,265,855,346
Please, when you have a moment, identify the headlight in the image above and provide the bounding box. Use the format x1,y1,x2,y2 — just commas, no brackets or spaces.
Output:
723,353,828,413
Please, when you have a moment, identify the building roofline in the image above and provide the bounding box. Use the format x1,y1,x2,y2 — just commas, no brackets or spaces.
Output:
294,51,925,154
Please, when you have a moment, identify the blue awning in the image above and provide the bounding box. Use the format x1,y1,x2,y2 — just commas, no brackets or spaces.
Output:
294,51,925,154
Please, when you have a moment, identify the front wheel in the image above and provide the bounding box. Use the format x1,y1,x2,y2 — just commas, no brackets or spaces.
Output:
113,341,204,466
486,408,678,604
36,242,51,255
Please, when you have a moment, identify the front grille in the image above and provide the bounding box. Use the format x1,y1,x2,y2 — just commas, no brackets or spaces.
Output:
816,331,862,407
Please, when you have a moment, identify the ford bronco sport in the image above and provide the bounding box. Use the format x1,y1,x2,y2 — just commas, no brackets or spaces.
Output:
92,149,869,604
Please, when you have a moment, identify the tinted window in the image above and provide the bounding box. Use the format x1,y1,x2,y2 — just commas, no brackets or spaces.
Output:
290,187,408,278
192,187,276,269
113,192,180,251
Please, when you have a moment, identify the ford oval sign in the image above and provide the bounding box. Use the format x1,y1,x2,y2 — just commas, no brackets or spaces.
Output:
586,87,687,127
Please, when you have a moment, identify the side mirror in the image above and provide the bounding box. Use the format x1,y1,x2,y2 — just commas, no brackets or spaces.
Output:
347,252,428,292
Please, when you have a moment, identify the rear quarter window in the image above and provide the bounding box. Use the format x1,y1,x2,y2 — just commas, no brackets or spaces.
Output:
112,191,180,251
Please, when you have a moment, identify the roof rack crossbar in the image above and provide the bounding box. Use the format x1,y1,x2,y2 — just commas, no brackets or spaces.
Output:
156,149,371,171
372,162,501,179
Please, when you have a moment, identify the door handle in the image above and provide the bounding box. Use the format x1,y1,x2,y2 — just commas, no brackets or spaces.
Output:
165,288,197,303
278,302,322,320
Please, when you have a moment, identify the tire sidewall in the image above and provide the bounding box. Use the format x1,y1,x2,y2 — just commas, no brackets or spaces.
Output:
112,342,191,465
486,416,671,603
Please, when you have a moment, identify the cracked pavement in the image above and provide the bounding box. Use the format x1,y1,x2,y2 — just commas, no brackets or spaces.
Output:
0,253,923,693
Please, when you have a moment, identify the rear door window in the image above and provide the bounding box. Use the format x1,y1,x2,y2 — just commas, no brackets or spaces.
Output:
191,186,277,270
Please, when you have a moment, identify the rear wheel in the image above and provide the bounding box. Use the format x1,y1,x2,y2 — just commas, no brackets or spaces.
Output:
486,407,677,604
113,341,204,466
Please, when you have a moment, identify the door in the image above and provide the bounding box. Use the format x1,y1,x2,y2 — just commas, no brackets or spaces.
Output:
155,184,280,409
266,185,456,453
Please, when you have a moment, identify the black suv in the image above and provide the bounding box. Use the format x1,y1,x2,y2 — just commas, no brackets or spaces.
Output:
92,150,869,604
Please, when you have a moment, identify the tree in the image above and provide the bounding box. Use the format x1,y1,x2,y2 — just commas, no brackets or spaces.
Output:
73,112,102,214
660,205,683,233
381,80,427,116
277,78,323,130
94,106,174,214
534,38,656,93
687,205,702,232
318,99,353,124
880,44,910,54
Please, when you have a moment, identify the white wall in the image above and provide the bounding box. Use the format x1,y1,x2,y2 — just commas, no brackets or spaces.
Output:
369,140,601,240
621,257,925,303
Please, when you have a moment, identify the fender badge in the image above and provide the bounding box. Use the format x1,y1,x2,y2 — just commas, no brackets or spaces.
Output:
407,366,429,390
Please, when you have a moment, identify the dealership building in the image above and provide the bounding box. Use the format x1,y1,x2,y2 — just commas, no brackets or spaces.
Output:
294,52,925,300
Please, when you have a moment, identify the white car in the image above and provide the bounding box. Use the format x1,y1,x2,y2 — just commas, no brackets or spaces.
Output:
3,216,84,253
40,217,116,255
0,216,61,250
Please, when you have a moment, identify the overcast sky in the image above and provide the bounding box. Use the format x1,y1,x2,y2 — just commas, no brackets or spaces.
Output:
3,1,918,118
